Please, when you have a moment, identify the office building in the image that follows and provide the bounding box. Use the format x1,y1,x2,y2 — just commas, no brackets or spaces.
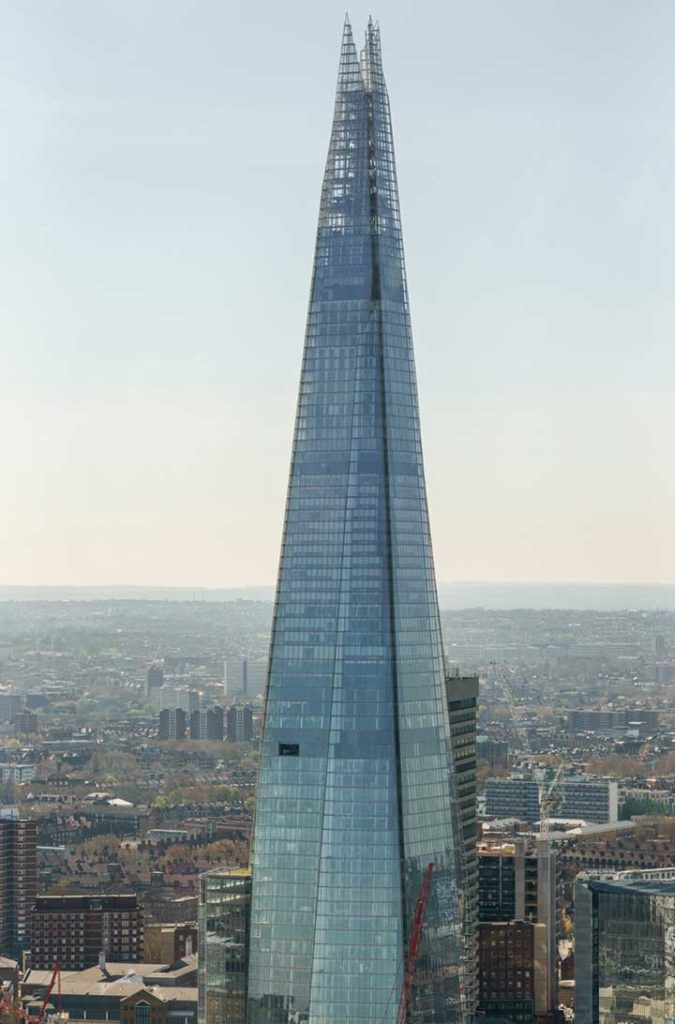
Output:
241,660,267,697
16,710,39,735
575,868,675,1024
557,775,618,823
478,920,549,1024
477,737,509,770
478,839,558,1014
568,708,659,733
225,706,253,744
158,688,200,714
0,811,37,958
478,844,516,923
147,664,165,692
190,707,225,742
447,674,479,1009
0,764,37,784
199,868,251,1024
0,694,22,723
222,659,267,698
158,708,187,741
246,20,467,1024
31,894,143,970
485,771,618,824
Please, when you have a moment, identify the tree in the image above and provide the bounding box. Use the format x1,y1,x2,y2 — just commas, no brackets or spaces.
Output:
586,754,645,779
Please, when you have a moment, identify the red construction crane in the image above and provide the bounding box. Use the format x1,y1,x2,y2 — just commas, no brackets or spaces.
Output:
395,863,433,1024
0,962,61,1024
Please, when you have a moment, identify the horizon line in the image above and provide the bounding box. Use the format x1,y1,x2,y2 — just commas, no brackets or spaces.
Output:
2,581,675,590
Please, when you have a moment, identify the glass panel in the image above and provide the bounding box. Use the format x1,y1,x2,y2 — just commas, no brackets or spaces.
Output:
246,20,464,1024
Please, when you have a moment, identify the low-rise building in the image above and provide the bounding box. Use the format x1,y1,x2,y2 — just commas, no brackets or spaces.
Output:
21,957,197,1024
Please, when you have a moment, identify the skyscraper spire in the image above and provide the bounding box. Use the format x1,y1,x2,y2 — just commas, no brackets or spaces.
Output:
245,22,467,1024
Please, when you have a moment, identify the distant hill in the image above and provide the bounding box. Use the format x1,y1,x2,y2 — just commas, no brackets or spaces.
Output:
1,582,674,610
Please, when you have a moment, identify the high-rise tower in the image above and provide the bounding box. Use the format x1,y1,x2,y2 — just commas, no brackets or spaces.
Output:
246,20,466,1024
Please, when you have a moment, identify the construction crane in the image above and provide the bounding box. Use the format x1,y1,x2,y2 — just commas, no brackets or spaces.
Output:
395,863,434,1024
539,763,564,839
0,963,61,1024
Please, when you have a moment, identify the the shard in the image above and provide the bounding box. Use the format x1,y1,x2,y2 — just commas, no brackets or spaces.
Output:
246,19,467,1024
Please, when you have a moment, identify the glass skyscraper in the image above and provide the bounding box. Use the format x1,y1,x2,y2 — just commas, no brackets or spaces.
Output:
575,869,675,1024
246,19,466,1024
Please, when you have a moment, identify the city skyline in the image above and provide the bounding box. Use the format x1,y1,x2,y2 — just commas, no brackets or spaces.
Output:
3,1,675,588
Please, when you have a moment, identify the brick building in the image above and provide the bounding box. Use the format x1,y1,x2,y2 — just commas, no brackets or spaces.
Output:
31,895,143,970
478,919,548,1024
0,811,37,958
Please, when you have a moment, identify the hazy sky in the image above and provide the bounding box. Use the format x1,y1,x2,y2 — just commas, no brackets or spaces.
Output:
2,1,675,587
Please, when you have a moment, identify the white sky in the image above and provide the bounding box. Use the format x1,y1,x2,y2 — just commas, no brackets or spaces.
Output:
2,1,675,586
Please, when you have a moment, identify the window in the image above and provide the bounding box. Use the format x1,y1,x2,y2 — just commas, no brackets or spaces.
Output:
134,1002,150,1024
278,743,299,757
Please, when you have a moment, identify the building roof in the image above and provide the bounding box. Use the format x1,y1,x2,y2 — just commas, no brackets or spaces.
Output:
584,867,675,897
24,982,197,1003
202,866,251,878
23,956,197,993
33,894,141,911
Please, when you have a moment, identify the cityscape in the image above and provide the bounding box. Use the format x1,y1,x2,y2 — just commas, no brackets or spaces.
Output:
2,8,675,1024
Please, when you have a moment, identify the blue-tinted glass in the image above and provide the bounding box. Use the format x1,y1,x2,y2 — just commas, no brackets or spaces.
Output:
246,20,465,1024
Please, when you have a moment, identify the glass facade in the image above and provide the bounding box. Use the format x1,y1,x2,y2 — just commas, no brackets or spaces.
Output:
246,19,465,1024
199,869,251,1024
575,870,675,1024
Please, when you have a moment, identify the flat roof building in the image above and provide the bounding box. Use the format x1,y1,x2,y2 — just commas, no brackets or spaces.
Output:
575,868,675,1024
198,868,250,1024
31,895,143,971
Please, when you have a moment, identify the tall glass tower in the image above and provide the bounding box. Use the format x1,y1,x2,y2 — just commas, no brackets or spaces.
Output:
246,19,466,1024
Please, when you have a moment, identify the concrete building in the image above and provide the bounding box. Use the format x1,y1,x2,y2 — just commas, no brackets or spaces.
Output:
0,694,22,722
225,706,252,744
477,737,509,770
239,660,267,697
147,664,165,692
485,771,618,825
478,919,549,1024
0,810,37,958
568,708,659,734
1,764,37,784
144,923,198,964
157,688,200,714
31,895,144,970
16,710,39,735
190,707,224,742
478,839,559,1014
158,708,187,742
446,673,479,1013
575,868,675,1024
